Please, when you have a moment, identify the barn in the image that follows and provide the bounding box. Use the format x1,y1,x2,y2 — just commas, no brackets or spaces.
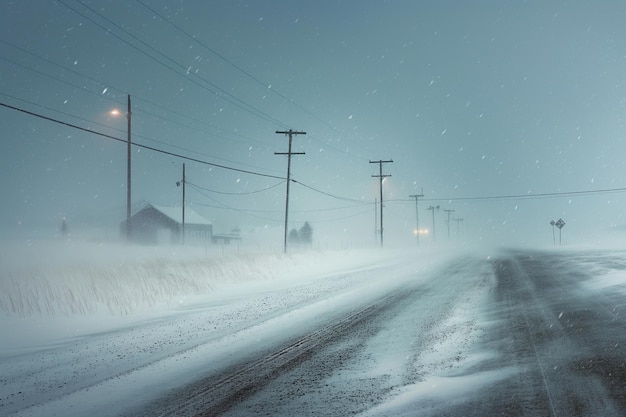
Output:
120,203,213,245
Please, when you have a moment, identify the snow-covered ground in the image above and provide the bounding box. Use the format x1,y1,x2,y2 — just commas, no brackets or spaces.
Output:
0,240,454,415
2,240,625,416
1,240,419,350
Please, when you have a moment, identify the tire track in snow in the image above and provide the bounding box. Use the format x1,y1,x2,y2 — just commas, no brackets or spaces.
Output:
146,288,419,417
149,255,491,417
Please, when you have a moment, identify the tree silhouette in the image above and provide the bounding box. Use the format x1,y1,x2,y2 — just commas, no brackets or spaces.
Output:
299,222,313,245
288,228,300,243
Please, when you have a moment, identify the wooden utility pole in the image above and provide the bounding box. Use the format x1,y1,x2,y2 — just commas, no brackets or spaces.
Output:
427,205,440,241
454,217,463,239
370,159,393,247
182,163,186,245
374,198,378,245
409,189,424,246
126,94,132,241
275,129,306,253
176,163,186,244
444,209,455,241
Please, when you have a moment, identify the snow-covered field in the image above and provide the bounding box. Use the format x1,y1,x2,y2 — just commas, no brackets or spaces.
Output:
0,240,418,349
2,240,626,416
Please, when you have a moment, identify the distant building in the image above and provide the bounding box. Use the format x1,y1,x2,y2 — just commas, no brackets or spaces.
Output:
120,203,213,245
212,227,242,245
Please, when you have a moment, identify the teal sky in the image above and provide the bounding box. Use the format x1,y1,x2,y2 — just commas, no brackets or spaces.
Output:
2,1,626,247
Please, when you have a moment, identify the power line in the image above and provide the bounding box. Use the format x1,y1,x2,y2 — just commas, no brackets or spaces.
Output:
2,4,371,164
186,180,285,195
0,100,286,180
390,188,626,203
60,0,289,129
290,179,368,204
0,100,371,204
0,91,283,177
0,45,283,172
134,0,371,157
0,36,278,148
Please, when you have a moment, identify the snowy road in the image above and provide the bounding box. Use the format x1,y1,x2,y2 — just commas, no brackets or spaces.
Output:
456,251,626,417
2,248,626,416
147,250,626,417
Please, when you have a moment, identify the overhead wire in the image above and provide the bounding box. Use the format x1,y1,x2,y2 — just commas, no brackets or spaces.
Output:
6,97,626,208
3,1,369,176
0,100,286,180
0,40,280,166
133,0,371,158
60,0,289,129
186,180,285,196
0,99,368,204
0,91,282,176
290,179,368,204
9,95,624,208
187,182,372,224
387,187,626,204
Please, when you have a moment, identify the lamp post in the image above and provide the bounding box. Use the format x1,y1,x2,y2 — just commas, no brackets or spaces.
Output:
111,94,132,241
126,95,131,241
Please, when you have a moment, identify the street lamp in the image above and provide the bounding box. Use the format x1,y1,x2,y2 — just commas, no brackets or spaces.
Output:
111,94,132,241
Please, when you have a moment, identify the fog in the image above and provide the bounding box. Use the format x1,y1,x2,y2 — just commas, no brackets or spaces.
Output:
2,1,626,249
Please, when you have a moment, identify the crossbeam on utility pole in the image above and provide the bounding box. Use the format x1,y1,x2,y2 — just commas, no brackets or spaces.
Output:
370,159,393,247
275,129,306,253
409,189,424,246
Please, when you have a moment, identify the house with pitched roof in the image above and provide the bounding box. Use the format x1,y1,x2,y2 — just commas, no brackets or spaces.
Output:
120,203,213,245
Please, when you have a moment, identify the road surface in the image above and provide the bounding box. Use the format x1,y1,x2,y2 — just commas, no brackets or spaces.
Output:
132,250,626,416
3,249,626,416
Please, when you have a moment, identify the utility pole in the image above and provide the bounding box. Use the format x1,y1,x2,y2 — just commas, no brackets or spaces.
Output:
275,129,306,253
177,163,186,245
370,159,393,247
444,209,455,241
374,198,378,246
126,94,132,241
453,217,463,239
427,205,440,241
409,189,424,246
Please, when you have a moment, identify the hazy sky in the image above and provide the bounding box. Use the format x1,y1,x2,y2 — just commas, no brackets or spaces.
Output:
2,0,626,247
